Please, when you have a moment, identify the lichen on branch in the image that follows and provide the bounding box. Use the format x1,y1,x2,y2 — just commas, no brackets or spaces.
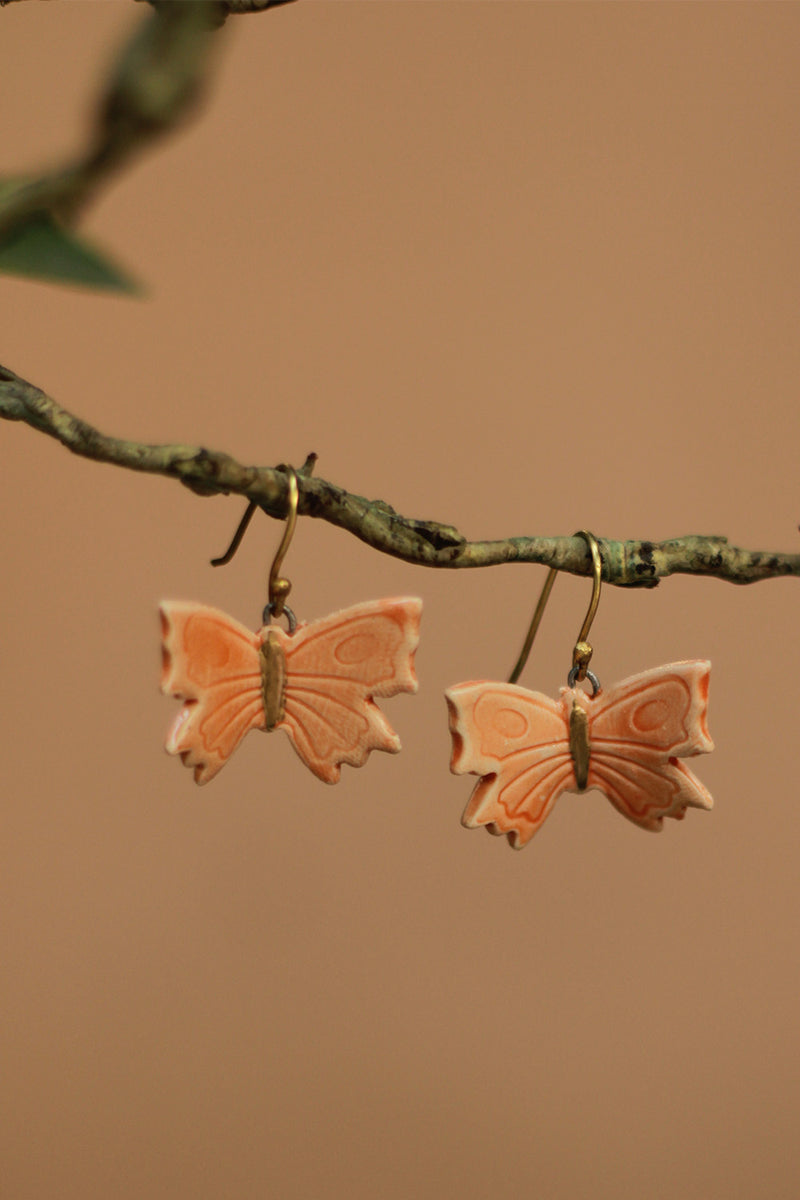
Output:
2,363,798,589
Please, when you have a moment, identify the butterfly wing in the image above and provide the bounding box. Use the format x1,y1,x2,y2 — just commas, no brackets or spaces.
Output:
160,602,265,785
583,660,713,831
270,597,421,783
445,682,575,849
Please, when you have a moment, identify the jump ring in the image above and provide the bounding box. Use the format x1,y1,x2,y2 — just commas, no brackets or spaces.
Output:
262,602,297,634
567,666,601,695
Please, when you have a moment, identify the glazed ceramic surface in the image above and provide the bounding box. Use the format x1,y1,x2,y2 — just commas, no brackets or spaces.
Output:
160,597,421,784
446,661,713,849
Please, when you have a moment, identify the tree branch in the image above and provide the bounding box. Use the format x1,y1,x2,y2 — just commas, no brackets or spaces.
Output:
2,363,798,589
0,2,230,241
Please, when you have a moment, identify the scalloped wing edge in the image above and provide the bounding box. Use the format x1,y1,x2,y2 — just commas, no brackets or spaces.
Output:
159,601,266,785
276,596,422,783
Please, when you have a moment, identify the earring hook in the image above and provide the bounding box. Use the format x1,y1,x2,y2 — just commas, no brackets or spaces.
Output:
508,530,603,690
210,467,301,633
210,500,258,567
211,454,317,572
266,466,299,625
568,530,602,688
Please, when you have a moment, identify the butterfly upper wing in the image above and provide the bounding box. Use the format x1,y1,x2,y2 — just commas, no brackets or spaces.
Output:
160,601,266,785
582,660,713,831
445,681,575,849
270,597,421,783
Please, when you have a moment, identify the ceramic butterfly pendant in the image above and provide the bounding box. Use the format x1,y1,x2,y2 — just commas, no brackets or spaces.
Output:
445,661,713,849
160,596,421,784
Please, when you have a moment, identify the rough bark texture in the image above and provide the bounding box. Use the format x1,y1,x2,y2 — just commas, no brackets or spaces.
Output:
2,363,798,588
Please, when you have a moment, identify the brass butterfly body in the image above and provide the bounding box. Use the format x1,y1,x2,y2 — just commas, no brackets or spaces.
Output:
569,700,591,791
260,630,286,730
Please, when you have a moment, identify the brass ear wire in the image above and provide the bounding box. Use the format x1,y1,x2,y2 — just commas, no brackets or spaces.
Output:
210,501,258,567
508,530,603,693
507,567,557,685
266,466,299,628
210,455,317,573
568,530,602,690
209,467,301,633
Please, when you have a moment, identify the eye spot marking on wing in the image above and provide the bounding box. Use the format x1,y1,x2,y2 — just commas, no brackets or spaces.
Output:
624,677,693,746
632,697,670,732
183,615,235,684
334,632,380,666
472,692,531,750
493,707,529,740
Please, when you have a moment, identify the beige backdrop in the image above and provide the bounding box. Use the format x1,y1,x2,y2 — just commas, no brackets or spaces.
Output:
3,4,799,1198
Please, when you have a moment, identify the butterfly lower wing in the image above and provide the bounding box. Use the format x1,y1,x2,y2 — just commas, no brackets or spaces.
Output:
274,597,421,783
445,682,574,849
584,661,713,830
587,744,713,831
160,602,266,784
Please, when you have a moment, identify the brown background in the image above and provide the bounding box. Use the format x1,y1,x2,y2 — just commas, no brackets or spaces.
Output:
3,4,799,1198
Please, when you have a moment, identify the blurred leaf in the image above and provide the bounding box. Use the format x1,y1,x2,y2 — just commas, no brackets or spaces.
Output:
0,214,142,295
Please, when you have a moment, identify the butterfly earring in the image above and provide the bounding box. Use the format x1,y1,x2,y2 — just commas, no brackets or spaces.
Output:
160,466,422,784
445,531,713,850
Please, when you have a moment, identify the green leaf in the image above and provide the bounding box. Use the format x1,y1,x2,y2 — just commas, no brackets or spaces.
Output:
0,213,142,295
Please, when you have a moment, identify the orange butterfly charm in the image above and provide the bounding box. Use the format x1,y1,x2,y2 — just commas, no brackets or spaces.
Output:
446,661,713,849
160,597,421,784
